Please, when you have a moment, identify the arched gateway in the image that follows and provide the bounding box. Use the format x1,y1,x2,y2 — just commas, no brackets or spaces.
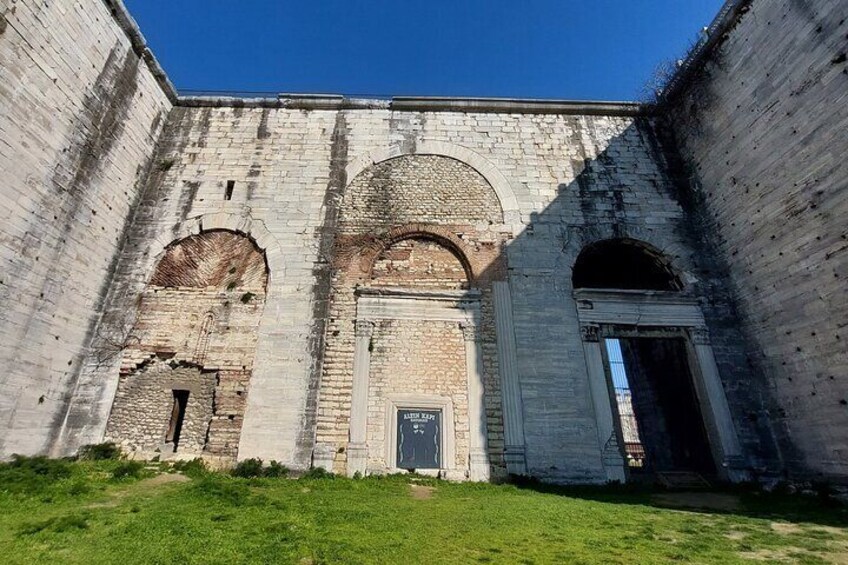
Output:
104,230,269,463
313,152,523,480
572,239,746,482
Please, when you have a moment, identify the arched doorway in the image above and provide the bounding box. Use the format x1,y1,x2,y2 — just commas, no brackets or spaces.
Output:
314,152,515,481
573,239,742,483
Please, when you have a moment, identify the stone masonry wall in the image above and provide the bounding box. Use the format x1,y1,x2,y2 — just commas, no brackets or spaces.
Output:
105,361,215,457
667,0,848,480
0,0,172,457
366,319,469,472
51,102,767,480
318,153,508,477
107,231,268,461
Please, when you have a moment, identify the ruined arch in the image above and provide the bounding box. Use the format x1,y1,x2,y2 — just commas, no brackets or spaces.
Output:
105,230,269,462
572,238,683,291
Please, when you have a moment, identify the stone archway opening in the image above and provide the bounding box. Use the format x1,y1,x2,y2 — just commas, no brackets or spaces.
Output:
573,238,682,291
573,239,742,483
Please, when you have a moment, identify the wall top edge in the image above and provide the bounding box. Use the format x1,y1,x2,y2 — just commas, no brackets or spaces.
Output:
175,94,655,116
659,0,753,104
102,0,178,104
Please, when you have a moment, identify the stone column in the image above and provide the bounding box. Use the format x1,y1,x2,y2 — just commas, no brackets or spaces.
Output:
347,320,374,477
689,327,748,481
462,322,490,481
580,324,626,483
492,282,527,475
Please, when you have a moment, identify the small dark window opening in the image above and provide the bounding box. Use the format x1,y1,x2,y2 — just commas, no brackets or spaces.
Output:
224,180,235,201
573,239,682,291
166,390,190,451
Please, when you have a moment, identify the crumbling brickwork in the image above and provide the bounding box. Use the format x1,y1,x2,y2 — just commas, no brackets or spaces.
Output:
371,238,469,289
106,230,268,461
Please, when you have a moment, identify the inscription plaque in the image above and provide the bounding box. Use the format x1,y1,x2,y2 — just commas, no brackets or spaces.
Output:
397,409,441,469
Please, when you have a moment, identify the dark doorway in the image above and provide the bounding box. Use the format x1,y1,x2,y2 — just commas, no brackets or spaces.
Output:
166,390,190,452
605,337,715,477
397,410,441,470
573,239,682,291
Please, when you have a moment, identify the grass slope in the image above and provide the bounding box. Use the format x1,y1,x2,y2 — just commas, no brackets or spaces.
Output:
1,459,847,564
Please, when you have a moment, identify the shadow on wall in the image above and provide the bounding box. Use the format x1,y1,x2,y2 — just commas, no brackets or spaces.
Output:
463,118,785,481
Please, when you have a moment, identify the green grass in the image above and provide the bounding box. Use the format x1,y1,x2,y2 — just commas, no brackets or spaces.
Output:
1,459,847,564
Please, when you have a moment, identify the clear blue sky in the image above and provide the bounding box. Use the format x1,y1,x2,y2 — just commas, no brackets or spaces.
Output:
124,1,724,101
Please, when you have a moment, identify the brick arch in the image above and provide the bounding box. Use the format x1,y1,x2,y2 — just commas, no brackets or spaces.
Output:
146,213,282,286
360,224,476,285
150,230,268,292
345,141,520,230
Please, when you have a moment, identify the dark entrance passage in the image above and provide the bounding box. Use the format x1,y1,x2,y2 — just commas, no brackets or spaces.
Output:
605,337,715,477
397,410,441,469
166,390,189,452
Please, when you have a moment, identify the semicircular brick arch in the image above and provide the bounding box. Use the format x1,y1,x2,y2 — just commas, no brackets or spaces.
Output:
150,230,268,292
345,141,520,228
146,212,283,287
341,153,504,232
360,224,476,285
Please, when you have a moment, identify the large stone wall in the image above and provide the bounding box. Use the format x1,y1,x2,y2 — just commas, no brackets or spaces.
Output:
0,0,172,457
50,102,764,482
667,0,848,480
5,0,827,482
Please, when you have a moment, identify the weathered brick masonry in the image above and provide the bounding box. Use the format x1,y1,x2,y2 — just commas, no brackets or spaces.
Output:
0,0,843,483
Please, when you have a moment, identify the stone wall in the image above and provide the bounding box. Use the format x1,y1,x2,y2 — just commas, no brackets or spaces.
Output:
667,0,848,480
366,319,469,472
0,0,173,457
371,238,469,289
106,361,215,457
104,230,267,461
49,102,762,480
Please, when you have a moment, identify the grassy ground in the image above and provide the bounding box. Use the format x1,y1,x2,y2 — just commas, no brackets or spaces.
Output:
1,458,847,564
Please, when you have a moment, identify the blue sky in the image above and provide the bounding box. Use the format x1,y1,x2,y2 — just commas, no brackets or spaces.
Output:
124,1,724,101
